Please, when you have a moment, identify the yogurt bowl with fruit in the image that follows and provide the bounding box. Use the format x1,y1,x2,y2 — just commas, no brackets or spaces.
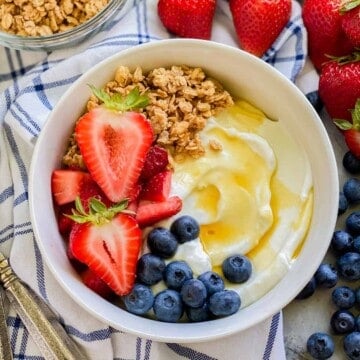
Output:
29,39,338,342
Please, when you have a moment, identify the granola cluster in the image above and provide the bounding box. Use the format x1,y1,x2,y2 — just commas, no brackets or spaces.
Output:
63,65,233,168
0,0,109,36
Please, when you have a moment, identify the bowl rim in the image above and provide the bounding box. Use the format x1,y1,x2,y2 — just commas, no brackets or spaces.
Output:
29,38,339,342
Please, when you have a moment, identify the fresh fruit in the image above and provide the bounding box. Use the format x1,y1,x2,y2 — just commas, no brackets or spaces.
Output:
222,254,252,283
51,170,90,205
136,253,166,286
170,215,200,243
339,192,349,215
198,271,225,296
157,0,216,40
343,332,360,359
319,54,360,121
68,197,142,296
81,268,114,300
153,289,184,322
140,170,172,202
340,0,360,48
306,332,335,360
180,278,207,308
186,302,211,322
147,227,178,258
75,87,153,203
208,290,241,316
295,276,317,300
331,309,356,334
314,263,338,288
332,286,356,309
302,0,354,71
331,230,354,255
229,0,291,57
136,196,182,228
337,252,360,281
334,99,360,157
344,178,360,204
140,145,169,181
164,261,193,290
346,211,360,235
343,151,360,175
123,283,154,315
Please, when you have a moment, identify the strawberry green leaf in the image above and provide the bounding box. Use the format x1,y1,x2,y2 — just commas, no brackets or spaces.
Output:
340,0,360,13
334,119,354,130
88,85,149,112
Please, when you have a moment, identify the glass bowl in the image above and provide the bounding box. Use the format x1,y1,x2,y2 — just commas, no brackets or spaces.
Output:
0,0,127,51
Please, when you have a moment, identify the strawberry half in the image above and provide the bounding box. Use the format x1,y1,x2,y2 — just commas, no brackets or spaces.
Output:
81,268,115,300
140,170,172,202
136,196,182,228
334,99,360,157
68,197,142,295
140,145,169,181
75,87,153,203
51,170,91,205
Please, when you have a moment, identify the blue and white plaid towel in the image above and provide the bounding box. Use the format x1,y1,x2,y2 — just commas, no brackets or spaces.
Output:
0,0,318,358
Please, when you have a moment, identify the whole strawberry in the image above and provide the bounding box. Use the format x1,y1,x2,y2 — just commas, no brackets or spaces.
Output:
229,0,292,57
302,0,354,71
341,0,360,48
318,51,360,121
157,0,216,40
334,99,360,157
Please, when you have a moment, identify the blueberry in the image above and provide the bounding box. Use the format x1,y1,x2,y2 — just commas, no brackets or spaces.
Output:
331,230,353,255
295,276,317,300
208,290,241,317
136,253,166,286
186,302,211,322
164,261,193,290
222,254,252,283
332,286,356,309
343,151,360,175
198,271,225,296
347,211,360,236
314,263,338,288
337,252,360,281
344,178,360,204
330,309,356,334
356,316,360,331
344,332,360,360
123,283,154,315
306,332,334,359
147,227,178,258
355,288,360,305
153,289,183,323
180,279,207,308
354,236,360,253
339,192,349,216
170,215,200,243
306,91,323,113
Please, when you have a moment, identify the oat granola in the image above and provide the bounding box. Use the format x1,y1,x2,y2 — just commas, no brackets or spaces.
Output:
62,65,234,169
0,0,109,36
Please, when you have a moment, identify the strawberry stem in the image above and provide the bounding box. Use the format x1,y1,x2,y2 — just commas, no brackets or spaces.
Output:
89,85,149,112
340,0,360,13
66,197,133,225
326,50,360,65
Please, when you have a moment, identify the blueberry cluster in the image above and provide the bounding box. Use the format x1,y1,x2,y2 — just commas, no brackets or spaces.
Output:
122,215,252,323
298,175,360,359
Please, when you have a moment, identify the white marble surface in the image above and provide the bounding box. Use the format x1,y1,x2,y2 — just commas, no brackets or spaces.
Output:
283,108,353,359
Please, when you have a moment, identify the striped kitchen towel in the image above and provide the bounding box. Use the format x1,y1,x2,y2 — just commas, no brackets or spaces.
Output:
0,0,315,358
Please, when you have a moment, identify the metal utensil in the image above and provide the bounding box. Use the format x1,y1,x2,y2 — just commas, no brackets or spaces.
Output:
0,287,13,360
0,252,88,360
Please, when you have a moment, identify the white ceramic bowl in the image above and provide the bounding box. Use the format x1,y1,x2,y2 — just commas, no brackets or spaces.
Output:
29,39,339,343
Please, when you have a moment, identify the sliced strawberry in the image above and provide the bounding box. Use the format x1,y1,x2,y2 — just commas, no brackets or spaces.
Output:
75,108,153,203
140,170,172,202
140,145,169,181
79,175,112,211
81,268,115,300
51,170,90,205
136,196,182,228
69,213,142,295
57,203,76,236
